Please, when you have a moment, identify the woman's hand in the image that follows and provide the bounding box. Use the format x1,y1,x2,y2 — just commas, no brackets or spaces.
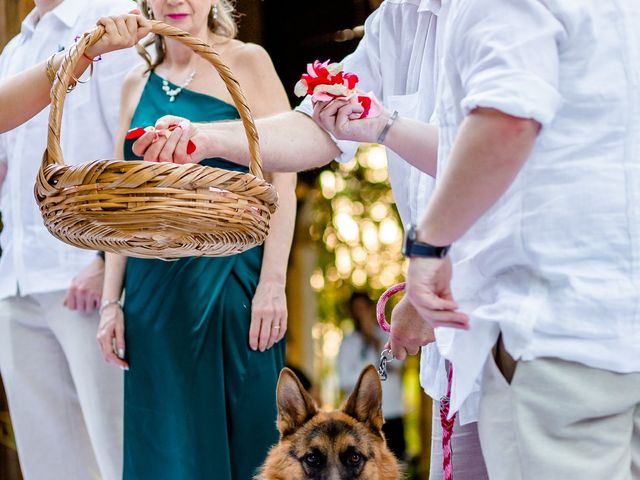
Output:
96,303,129,370
85,12,152,59
249,280,288,352
132,115,208,164
312,95,391,144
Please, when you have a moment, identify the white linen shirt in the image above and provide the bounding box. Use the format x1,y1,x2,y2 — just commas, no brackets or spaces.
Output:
0,0,141,300
434,0,640,416
296,0,482,423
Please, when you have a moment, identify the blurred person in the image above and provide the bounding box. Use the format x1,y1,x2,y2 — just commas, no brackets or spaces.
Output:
337,292,406,461
0,2,146,479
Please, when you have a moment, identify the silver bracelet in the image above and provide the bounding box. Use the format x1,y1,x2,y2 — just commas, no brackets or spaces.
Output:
376,110,399,144
99,299,123,316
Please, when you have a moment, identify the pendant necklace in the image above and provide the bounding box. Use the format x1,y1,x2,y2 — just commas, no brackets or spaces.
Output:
161,71,196,102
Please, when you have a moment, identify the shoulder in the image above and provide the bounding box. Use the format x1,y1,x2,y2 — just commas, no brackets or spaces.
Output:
227,41,276,73
122,64,148,93
120,64,148,104
224,41,280,89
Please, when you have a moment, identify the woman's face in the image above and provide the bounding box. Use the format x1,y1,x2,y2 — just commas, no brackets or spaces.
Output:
148,0,215,34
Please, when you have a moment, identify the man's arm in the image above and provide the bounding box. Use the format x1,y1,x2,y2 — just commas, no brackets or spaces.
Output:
133,111,341,172
417,108,539,246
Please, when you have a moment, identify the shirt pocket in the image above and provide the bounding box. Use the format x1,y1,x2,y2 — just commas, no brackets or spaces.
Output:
385,92,420,120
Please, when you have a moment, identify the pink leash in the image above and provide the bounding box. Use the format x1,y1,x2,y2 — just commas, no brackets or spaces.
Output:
377,283,457,480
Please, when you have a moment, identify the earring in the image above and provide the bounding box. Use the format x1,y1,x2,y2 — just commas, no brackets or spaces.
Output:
212,4,219,21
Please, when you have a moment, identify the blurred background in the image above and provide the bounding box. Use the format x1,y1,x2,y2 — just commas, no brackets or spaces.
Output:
0,1,433,478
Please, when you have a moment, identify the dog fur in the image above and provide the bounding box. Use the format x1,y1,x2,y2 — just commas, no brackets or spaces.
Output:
256,365,402,480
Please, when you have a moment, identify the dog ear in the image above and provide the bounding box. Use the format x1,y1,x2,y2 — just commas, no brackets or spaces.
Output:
276,368,318,438
342,365,384,434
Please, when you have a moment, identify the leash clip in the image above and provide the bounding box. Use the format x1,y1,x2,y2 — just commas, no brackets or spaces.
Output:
377,348,394,381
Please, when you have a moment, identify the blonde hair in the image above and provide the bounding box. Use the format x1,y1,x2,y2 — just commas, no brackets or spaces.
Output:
137,0,238,71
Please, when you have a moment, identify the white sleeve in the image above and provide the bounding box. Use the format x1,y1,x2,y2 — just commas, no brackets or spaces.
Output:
452,0,564,126
295,6,385,163
92,48,142,140
0,136,7,204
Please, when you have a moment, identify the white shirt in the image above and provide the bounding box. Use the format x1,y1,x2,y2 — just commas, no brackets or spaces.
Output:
336,329,404,418
434,0,640,416
0,0,141,300
296,0,482,423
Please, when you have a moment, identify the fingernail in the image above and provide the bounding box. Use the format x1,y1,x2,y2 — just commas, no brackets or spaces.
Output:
187,140,196,155
118,348,125,358
120,366,129,371
125,127,145,140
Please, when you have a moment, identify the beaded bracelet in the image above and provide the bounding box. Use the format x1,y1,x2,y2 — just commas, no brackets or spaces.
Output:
99,299,123,316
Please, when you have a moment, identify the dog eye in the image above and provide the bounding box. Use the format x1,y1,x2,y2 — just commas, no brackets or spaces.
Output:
303,453,320,466
348,453,362,465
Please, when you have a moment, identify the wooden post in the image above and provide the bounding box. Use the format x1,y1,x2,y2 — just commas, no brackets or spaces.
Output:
1,4,32,478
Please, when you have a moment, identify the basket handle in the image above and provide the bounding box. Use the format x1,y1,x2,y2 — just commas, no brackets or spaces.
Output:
44,20,264,178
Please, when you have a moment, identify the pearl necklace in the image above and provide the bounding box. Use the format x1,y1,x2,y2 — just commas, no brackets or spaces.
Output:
161,71,196,102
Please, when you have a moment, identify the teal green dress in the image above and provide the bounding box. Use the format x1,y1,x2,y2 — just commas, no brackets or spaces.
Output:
122,72,285,480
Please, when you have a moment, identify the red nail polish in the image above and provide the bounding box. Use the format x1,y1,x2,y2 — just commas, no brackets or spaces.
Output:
187,141,196,155
125,127,146,140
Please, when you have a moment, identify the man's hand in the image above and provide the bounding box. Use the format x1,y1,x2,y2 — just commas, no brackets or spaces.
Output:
63,256,104,314
394,256,469,360
132,116,208,164
312,96,389,144
388,295,437,361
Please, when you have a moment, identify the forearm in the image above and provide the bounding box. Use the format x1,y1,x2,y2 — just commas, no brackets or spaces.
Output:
0,53,93,134
417,108,540,246
102,253,127,302
383,116,438,177
259,172,297,284
203,111,341,172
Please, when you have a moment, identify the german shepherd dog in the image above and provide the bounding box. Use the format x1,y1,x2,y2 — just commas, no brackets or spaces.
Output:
256,365,402,480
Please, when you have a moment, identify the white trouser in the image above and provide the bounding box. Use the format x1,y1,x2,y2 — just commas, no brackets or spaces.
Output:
429,400,489,480
0,291,123,480
479,351,640,480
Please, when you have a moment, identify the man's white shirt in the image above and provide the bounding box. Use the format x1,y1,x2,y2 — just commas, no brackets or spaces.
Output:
0,0,141,300
434,0,640,415
296,0,487,424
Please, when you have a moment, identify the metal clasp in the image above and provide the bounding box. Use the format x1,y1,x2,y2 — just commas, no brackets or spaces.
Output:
377,348,394,381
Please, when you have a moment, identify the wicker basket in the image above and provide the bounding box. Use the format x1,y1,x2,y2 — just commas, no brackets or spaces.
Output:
35,21,278,259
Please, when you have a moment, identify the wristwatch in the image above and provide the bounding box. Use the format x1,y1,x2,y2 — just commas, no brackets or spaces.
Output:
402,224,450,258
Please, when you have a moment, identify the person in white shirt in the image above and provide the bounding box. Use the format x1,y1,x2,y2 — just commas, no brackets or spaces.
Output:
337,292,406,461
127,2,489,478
393,1,640,478
0,1,143,479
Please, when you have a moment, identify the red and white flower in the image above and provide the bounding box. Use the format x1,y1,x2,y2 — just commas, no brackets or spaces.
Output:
294,59,381,118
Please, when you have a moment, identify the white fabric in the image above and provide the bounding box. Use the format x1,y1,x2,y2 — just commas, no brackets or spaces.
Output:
295,0,484,423
434,0,640,416
296,0,438,228
0,0,141,300
0,291,123,480
336,330,404,418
